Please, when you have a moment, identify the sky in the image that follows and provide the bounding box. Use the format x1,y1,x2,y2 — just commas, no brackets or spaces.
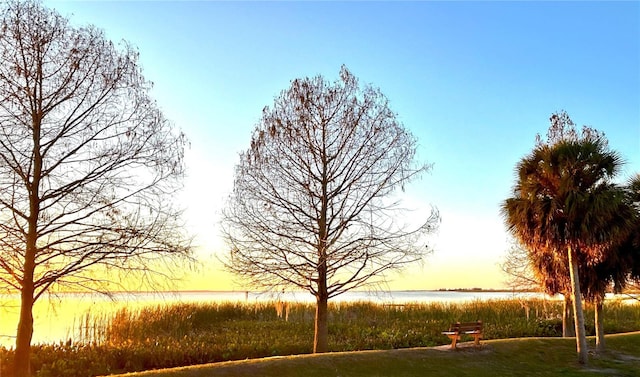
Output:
45,0,639,292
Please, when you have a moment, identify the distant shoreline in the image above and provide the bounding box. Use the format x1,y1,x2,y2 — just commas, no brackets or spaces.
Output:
22,288,529,295
158,288,530,294
2,288,638,296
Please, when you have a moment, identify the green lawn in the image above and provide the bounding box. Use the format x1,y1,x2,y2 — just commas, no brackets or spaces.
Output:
107,332,640,377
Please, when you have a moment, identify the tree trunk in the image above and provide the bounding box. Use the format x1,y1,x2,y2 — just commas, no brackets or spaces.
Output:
14,274,35,377
314,148,330,354
595,298,605,353
16,174,39,377
313,293,329,353
15,234,37,377
15,108,41,376
313,247,329,353
562,295,575,337
567,245,588,365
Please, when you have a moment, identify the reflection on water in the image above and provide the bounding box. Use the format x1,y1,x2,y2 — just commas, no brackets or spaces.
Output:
0,290,634,348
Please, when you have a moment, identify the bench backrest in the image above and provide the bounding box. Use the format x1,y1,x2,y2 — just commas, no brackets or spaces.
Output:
450,321,482,332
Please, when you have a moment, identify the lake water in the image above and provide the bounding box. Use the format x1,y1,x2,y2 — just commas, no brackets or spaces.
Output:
0,290,634,348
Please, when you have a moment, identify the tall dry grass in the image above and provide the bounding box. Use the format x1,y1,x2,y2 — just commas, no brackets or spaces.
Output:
1,298,637,377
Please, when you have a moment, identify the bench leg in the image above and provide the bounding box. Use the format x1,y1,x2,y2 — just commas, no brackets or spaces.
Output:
473,334,481,346
449,334,459,349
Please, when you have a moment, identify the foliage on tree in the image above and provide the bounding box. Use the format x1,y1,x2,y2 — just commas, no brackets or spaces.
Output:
627,175,640,283
0,1,191,375
502,111,635,364
222,66,438,353
538,114,639,351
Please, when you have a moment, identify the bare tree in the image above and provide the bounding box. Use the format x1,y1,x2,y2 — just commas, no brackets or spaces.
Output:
222,66,438,353
501,241,539,292
501,240,576,337
0,1,191,375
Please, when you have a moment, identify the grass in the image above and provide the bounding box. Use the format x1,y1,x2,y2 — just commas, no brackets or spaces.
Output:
1,298,638,376
105,332,640,377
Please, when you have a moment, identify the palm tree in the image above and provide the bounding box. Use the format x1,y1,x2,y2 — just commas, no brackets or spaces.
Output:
502,136,629,364
579,212,636,354
529,246,575,337
581,176,638,353
519,181,636,351
545,182,635,352
618,174,640,296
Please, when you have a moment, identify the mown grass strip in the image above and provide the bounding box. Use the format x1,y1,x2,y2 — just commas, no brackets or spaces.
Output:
109,332,640,377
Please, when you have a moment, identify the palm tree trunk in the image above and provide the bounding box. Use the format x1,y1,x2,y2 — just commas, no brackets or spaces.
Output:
595,298,605,352
567,245,588,365
562,295,575,337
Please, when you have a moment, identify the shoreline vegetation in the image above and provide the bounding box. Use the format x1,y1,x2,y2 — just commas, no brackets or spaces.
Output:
0,298,637,377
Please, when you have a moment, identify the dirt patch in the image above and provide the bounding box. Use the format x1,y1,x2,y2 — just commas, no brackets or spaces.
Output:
582,367,622,374
615,353,640,361
432,342,492,353
597,350,640,362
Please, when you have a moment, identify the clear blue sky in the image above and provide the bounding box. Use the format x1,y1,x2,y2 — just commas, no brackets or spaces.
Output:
47,0,639,290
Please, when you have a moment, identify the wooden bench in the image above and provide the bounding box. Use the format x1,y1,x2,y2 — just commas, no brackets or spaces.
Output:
441,321,483,348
